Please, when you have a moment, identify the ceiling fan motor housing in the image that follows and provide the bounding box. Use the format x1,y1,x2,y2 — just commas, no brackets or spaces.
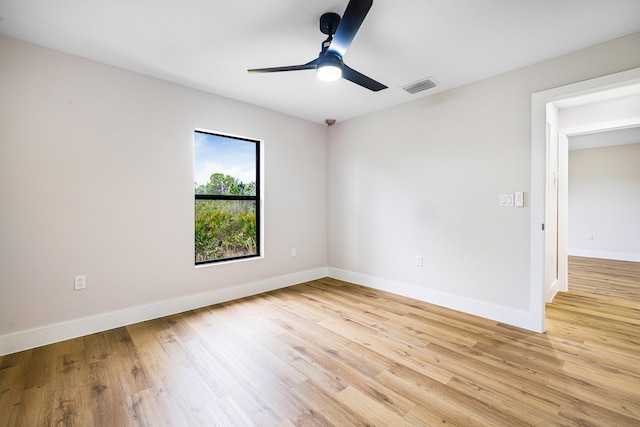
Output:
320,12,341,35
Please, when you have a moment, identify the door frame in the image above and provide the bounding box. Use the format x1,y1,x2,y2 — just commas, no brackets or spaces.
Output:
529,67,640,333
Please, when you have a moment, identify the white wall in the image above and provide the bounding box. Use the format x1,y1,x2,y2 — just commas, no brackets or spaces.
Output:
568,143,640,261
0,36,328,354
328,32,640,329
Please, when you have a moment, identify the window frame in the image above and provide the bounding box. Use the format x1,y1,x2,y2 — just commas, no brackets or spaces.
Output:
194,130,261,266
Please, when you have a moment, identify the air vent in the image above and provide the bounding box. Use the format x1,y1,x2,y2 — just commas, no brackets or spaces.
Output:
401,77,438,94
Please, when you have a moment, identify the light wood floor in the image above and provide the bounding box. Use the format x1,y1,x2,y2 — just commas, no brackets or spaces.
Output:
1,257,639,426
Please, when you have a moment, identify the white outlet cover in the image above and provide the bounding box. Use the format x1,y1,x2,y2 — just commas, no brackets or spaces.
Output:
74,275,86,290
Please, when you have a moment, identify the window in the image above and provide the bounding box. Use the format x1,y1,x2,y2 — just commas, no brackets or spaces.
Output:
194,130,260,264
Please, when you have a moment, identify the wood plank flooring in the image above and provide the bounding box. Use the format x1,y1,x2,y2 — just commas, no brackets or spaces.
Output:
1,256,639,426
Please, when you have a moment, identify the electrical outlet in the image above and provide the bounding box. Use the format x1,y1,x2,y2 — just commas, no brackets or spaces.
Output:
416,255,423,267
74,275,86,291
291,248,297,257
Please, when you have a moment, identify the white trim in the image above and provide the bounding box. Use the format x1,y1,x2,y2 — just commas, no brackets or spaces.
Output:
328,268,532,331
0,268,328,356
561,118,640,139
531,92,548,332
549,278,560,303
558,131,569,293
567,249,640,263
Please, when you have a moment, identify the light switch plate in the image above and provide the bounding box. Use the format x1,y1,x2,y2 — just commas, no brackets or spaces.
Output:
499,194,514,207
514,191,524,207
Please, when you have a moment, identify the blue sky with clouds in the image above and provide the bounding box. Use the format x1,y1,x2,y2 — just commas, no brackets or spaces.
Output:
194,132,257,187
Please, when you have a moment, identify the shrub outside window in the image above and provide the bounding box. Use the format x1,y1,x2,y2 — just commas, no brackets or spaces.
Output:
194,130,260,264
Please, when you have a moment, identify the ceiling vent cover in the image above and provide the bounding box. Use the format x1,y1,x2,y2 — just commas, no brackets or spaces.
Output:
402,77,438,94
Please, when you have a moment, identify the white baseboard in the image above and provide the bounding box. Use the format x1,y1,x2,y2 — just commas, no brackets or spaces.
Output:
1,266,538,356
548,278,560,303
327,268,533,332
567,249,640,262
0,268,328,356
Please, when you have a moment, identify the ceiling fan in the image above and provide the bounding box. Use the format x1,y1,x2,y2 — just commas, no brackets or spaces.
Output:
247,0,387,92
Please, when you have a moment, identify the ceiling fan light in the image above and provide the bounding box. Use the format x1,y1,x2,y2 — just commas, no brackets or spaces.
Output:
317,64,342,82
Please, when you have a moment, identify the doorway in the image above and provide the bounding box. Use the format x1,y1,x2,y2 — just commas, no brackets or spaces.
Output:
565,126,640,263
530,67,640,332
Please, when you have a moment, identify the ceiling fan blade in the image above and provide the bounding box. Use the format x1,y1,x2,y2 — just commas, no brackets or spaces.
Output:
341,63,387,91
248,58,319,74
328,0,373,57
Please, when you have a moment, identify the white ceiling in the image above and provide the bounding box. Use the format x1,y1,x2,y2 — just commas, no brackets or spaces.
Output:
1,0,640,124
